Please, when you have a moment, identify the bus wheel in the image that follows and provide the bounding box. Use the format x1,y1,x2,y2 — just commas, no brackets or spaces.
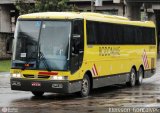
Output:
80,74,90,97
136,67,143,85
126,68,136,87
32,91,44,97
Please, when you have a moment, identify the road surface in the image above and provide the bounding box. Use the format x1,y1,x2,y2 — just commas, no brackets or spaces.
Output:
0,59,160,113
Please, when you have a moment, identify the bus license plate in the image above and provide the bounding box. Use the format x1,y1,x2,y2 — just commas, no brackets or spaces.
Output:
32,82,41,87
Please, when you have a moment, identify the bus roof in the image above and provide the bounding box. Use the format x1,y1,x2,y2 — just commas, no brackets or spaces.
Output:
19,12,83,20
19,12,155,28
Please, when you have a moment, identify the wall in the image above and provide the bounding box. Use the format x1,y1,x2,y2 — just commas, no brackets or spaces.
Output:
0,5,12,33
0,33,12,59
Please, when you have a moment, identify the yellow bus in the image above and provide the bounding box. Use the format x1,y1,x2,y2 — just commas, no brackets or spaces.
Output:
10,12,157,97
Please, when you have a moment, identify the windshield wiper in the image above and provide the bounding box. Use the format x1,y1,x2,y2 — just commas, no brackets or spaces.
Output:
38,44,51,71
39,51,51,72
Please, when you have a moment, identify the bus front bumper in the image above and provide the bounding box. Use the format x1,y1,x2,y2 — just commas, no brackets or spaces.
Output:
10,78,81,94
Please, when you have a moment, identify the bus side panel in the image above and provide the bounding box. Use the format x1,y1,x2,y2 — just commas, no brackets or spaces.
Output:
82,44,156,89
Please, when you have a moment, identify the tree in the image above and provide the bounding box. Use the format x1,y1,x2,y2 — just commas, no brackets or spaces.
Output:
15,0,34,15
15,0,78,15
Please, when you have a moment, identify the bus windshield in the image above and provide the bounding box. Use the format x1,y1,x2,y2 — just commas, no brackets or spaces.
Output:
13,20,71,71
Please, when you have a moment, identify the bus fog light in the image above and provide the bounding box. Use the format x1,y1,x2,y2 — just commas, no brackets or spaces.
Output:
11,73,22,78
53,76,58,80
16,74,21,78
50,76,68,80
58,76,63,80
12,74,17,78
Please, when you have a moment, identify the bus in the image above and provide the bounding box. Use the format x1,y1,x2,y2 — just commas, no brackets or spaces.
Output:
10,12,157,97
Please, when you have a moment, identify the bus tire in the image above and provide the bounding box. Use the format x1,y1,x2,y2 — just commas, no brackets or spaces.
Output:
136,67,143,85
80,74,90,97
32,91,44,97
126,68,136,87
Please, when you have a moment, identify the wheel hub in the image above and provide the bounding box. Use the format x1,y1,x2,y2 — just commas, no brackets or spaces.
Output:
82,78,89,94
131,72,136,86
139,72,143,83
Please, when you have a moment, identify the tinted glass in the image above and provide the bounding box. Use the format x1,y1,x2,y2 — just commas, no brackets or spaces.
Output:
87,20,156,45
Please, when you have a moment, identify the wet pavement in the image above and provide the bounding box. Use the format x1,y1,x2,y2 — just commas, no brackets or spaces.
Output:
1,59,160,113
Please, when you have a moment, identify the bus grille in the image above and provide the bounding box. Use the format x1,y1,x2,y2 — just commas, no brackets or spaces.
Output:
38,75,50,79
23,74,50,79
23,74,34,78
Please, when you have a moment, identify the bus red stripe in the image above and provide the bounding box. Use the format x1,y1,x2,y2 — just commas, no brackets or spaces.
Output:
94,64,98,76
145,54,149,68
38,72,58,75
144,57,147,68
92,68,96,76
143,56,147,68
142,50,149,69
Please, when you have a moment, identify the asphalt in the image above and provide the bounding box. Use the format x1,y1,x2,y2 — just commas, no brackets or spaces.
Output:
0,59,160,113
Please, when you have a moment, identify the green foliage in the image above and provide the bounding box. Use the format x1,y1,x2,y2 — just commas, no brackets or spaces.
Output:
0,60,11,72
15,0,34,15
15,0,78,15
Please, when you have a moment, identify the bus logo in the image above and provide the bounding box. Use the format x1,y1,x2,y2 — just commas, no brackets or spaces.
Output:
142,50,149,69
92,64,99,76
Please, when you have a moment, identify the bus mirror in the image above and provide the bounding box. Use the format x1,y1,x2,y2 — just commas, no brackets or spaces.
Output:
72,34,81,39
72,34,80,55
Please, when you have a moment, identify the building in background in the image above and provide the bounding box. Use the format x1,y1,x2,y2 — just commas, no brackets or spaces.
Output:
68,0,160,51
69,0,125,15
0,0,160,59
0,0,34,59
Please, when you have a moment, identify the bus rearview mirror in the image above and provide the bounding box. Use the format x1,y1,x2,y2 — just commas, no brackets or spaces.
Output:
72,34,81,39
72,34,81,55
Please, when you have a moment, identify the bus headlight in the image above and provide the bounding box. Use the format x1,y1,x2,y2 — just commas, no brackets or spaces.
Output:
11,73,22,78
50,76,68,80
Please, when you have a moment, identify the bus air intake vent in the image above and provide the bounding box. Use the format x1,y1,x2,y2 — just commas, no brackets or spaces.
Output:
38,75,50,79
23,74,34,78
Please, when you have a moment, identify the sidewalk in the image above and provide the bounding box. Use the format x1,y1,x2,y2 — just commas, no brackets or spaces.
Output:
0,72,10,77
